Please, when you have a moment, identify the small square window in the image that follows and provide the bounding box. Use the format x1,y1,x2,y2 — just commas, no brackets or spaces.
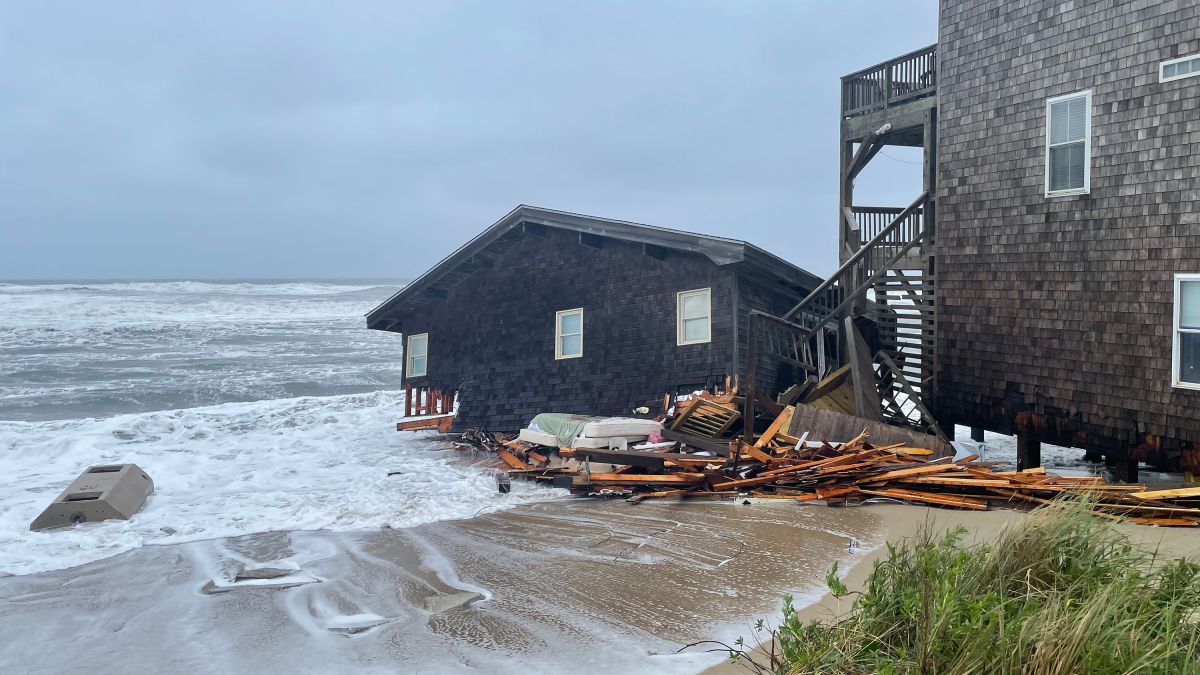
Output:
555,308,583,360
677,288,712,345
406,333,428,378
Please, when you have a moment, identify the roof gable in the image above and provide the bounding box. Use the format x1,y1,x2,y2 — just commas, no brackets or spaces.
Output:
366,205,820,330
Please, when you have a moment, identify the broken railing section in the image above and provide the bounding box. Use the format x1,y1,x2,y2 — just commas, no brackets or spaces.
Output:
396,385,457,432
404,385,455,418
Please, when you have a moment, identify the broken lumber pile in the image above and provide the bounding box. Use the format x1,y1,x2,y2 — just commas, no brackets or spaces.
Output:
472,404,1200,528
455,401,1200,527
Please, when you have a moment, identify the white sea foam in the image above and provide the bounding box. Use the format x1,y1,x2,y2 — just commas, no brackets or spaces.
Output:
0,280,400,296
0,391,564,576
0,279,407,421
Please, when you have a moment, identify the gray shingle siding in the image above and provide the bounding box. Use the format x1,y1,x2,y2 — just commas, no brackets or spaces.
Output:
936,0,1200,458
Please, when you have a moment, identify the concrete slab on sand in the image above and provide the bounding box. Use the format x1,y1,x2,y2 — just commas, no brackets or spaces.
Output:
29,464,153,531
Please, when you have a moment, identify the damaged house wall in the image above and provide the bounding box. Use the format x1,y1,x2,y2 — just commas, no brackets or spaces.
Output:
935,0,1200,465
369,209,823,433
406,226,734,431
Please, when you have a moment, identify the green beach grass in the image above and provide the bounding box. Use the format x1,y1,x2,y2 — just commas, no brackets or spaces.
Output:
728,500,1200,674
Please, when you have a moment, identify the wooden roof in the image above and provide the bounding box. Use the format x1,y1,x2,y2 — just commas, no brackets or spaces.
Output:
366,205,823,332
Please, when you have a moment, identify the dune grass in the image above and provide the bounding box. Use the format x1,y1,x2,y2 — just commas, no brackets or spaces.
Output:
751,501,1200,674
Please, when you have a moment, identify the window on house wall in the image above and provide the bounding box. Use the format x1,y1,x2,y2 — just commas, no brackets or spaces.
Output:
1161,54,1200,83
1175,275,1200,389
406,333,428,378
555,308,583,359
1045,90,1091,196
677,288,712,345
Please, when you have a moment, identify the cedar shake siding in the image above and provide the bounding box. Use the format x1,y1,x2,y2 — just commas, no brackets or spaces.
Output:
936,0,1200,457
368,206,821,432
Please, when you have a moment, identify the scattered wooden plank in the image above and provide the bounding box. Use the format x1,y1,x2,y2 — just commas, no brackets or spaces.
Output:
754,406,795,448
586,473,705,484
497,450,528,470
856,464,958,485
815,486,859,500
396,413,455,431
860,487,988,510
743,444,774,463
1129,486,1200,501
901,476,1011,488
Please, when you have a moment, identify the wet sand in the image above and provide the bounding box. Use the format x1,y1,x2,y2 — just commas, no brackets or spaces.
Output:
10,496,1198,675
0,497,890,675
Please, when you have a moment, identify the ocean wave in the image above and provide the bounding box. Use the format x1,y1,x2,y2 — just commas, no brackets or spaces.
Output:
0,391,562,576
0,280,405,297
0,295,391,332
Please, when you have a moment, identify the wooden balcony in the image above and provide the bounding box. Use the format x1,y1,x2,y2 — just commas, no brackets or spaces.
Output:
850,206,924,245
841,44,937,118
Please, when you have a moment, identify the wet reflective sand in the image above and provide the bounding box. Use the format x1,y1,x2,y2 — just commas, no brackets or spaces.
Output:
0,498,887,674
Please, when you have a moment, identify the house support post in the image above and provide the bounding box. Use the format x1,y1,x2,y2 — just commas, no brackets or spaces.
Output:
1106,449,1139,483
740,312,759,474
970,427,985,443
1017,435,1041,472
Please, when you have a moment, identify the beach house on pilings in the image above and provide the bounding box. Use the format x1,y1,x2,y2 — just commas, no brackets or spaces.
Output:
764,0,1199,481
366,206,824,432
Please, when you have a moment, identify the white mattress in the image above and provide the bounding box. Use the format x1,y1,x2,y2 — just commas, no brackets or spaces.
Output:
518,428,559,447
518,427,647,449
580,418,661,438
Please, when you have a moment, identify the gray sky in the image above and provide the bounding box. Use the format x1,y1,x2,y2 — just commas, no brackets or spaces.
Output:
0,1,936,280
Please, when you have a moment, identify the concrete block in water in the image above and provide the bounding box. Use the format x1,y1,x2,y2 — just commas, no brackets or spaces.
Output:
30,464,154,531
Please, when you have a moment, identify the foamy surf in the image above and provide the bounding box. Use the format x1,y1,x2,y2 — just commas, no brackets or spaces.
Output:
0,390,565,576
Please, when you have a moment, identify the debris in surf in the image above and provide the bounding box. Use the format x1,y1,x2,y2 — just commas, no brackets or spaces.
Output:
29,464,154,532
458,397,1200,527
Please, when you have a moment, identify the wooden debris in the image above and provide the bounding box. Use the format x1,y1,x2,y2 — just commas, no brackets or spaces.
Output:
454,400,1200,528
396,413,455,432
496,450,528,470
670,399,741,437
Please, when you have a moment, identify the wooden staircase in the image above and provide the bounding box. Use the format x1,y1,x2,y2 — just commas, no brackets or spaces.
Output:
741,43,942,443
743,191,943,441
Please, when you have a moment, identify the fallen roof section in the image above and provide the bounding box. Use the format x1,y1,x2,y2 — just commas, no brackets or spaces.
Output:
366,205,823,331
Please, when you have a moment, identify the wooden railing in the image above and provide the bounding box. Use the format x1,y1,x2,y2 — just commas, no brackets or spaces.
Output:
851,206,924,246
403,385,454,418
841,44,937,117
740,193,940,439
786,192,929,341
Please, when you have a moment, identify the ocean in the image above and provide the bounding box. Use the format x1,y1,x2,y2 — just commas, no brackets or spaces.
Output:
0,279,559,575
0,278,408,421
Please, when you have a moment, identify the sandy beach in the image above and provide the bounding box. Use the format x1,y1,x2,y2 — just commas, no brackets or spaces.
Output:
8,473,1200,675
1,496,887,675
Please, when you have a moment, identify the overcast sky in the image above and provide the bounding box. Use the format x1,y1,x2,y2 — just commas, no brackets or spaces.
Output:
0,1,936,280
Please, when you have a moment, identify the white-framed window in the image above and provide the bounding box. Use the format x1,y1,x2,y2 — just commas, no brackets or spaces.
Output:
677,288,712,345
1045,90,1091,196
555,308,583,360
1161,54,1200,83
406,333,428,378
1173,275,1200,390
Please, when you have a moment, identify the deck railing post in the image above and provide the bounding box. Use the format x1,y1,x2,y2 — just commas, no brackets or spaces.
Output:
742,312,759,450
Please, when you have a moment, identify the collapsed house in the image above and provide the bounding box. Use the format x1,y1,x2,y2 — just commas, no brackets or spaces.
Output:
365,206,826,431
